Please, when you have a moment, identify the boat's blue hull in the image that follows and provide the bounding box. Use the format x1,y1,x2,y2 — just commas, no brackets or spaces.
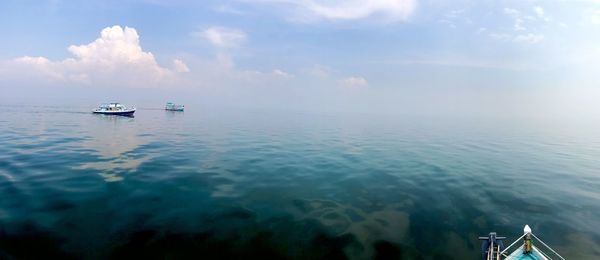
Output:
505,247,548,260
93,110,135,116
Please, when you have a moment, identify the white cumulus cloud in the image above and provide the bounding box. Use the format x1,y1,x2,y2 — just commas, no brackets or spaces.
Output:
3,25,188,88
68,26,155,65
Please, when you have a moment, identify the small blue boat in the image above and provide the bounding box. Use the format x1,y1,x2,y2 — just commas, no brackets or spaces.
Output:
480,225,564,260
93,103,135,116
165,102,184,111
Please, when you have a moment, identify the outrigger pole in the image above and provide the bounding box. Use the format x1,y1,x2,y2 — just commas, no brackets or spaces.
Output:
479,232,506,260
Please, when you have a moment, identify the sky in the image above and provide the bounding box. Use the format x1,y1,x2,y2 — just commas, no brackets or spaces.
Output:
1,0,599,118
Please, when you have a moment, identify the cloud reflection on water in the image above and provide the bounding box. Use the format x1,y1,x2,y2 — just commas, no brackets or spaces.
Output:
77,115,156,182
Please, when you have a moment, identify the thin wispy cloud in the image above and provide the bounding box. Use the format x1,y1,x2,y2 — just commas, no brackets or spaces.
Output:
272,69,294,78
487,5,552,45
340,76,368,89
513,33,545,44
503,8,519,16
592,10,600,25
194,26,247,48
534,6,544,18
213,4,247,15
303,64,333,78
243,0,417,22
173,59,190,73
534,6,550,22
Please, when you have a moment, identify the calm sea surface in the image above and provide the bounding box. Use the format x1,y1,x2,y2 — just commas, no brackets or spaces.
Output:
0,105,599,259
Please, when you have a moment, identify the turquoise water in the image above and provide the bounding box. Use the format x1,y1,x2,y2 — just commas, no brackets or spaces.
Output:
0,105,599,259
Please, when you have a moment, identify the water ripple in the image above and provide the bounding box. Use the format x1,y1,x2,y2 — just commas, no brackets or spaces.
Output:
0,107,599,258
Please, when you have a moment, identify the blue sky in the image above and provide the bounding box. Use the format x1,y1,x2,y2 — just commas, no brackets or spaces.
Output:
1,0,599,117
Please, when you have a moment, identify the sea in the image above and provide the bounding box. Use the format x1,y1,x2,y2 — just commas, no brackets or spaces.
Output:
0,104,599,259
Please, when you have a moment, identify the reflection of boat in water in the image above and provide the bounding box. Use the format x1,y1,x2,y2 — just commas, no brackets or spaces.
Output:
479,225,564,260
93,103,136,116
165,102,184,111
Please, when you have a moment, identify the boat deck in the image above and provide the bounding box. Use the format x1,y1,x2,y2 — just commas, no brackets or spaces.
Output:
505,246,548,260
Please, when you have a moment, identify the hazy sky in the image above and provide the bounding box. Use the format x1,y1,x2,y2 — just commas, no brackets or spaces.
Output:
1,0,599,117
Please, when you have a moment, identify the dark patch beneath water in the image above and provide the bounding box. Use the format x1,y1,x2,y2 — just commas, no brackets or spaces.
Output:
0,223,432,260
0,223,77,260
111,230,357,260
373,240,426,260
0,227,356,260
0,211,363,260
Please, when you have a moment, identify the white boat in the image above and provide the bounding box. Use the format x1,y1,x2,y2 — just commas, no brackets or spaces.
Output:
93,103,136,116
480,225,565,260
165,102,184,111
